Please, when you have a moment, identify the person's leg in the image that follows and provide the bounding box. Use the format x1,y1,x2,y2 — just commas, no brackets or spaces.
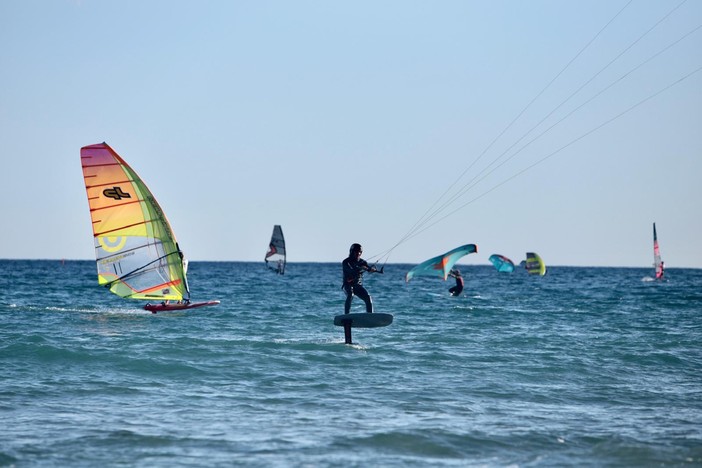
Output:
344,285,353,314
354,285,373,313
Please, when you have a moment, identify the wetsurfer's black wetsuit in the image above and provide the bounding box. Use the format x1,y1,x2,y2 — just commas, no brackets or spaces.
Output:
449,273,464,297
342,256,373,314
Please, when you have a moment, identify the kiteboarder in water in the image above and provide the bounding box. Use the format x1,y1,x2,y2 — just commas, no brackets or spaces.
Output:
342,243,381,314
448,268,464,296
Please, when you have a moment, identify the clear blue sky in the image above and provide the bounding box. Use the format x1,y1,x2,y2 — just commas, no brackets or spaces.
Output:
1,1,700,267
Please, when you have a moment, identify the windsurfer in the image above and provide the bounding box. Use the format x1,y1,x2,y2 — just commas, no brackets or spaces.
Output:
342,243,380,314
448,269,464,296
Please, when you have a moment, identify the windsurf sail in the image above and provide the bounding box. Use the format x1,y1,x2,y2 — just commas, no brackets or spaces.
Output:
489,254,515,273
653,222,664,279
265,225,286,274
405,244,477,282
80,142,191,302
525,252,546,276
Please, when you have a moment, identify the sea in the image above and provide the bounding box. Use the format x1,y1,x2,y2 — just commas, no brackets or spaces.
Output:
1,260,700,467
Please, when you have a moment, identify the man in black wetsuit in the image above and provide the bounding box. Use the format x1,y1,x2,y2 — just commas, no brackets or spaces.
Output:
342,243,379,314
448,268,464,297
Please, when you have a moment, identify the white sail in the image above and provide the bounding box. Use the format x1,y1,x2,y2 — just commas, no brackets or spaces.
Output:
265,225,286,274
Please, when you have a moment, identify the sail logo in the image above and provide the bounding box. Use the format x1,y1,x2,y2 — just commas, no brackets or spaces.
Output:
98,236,128,253
103,187,131,200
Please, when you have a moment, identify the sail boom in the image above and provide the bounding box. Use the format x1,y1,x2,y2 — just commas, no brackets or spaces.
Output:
137,280,184,295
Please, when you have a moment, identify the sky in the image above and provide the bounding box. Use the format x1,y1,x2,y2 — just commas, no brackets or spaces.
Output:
1,0,700,268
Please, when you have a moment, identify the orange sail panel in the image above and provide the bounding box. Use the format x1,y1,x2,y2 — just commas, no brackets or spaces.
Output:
80,143,189,301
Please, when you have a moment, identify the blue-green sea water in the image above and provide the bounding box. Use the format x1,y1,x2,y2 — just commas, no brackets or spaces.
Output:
1,260,701,467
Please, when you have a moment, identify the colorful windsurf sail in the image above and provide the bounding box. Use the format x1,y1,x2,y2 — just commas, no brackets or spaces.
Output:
653,223,664,279
525,252,546,276
81,143,202,304
265,225,286,274
405,244,477,282
489,254,515,273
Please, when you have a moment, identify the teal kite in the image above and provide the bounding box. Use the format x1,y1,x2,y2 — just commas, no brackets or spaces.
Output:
489,254,515,273
405,244,477,282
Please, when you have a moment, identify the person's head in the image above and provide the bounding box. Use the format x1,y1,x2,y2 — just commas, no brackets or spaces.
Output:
452,268,460,276
349,243,363,257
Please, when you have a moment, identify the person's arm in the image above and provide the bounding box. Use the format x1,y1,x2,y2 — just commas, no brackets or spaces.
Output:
364,261,383,274
360,259,376,273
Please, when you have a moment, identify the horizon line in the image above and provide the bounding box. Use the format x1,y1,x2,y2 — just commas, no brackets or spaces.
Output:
0,258,694,270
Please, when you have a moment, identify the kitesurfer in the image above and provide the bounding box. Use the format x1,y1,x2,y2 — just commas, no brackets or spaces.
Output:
448,268,463,296
342,243,380,314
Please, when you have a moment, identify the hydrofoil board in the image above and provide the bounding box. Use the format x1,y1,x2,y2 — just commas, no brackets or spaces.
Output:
334,313,393,328
144,300,220,313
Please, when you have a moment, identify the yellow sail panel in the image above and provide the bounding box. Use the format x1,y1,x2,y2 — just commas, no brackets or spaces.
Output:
90,202,150,238
80,143,189,301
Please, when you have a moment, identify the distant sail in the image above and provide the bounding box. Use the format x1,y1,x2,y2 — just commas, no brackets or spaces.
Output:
489,254,515,273
406,244,477,282
653,223,664,279
80,143,190,301
525,252,546,276
265,225,286,274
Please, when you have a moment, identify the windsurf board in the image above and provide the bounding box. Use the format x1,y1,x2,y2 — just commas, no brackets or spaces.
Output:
144,300,220,313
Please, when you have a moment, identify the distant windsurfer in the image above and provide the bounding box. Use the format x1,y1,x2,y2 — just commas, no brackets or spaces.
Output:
657,261,665,280
448,268,463,296
342,243,381,314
